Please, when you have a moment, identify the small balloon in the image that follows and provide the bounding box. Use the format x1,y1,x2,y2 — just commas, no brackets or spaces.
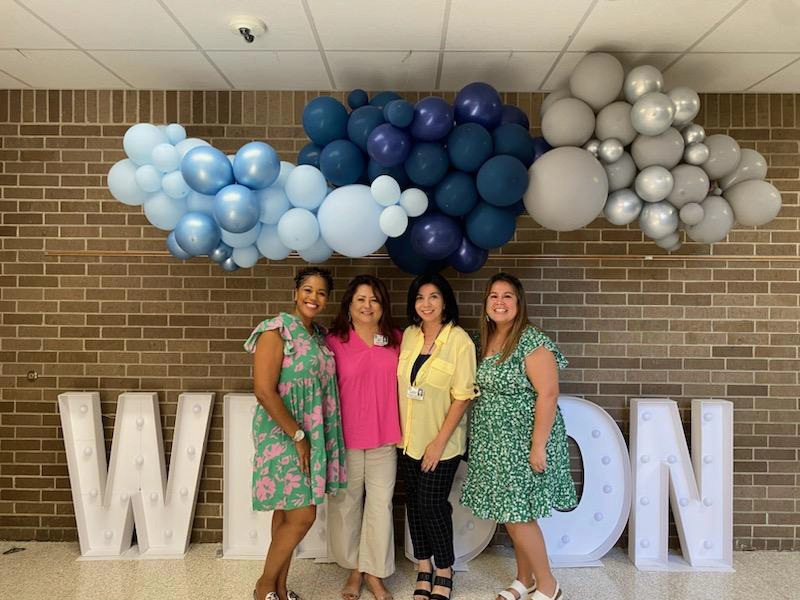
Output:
702,134,741,180
595,101,637,146
604,152,636,192
161,170,190,199
679,203,704,226
435,171,479,217
347,89,369,110
284,165,328,210
347,105,385,151
583,138,600,157
447,237,488,274
367,123,412,168
598,138,624,164
369,91,403,110
232,245,260,268
719,148,768,190
275,161,295,188
447,123,493,173
681,123,706,145
319,139,365,186
399,188,429,217
465,202,517,249
685,196,734,243
371,175,401,207
298,143,323,168
541,98,595,147
684,142,710,165
186,191,215,215
667,164,709,208
209,241,233,263
174,137,210,159
107,159,149,206
143,191,187,231
540,88,571,117
500,105,529,130
223,223,261,248
404,142,449,187
164,124,186,144
655,231,681,250
476,155,529,207
299,237,333,263
220,257,239,272
379,204,409,237
569,52,624,111
492,123,535,167
723,179,782,226
410,213,462,260
631,128,684,170
257,186,291,225
317,184,386,257
151,143,180,173
123,123,169,166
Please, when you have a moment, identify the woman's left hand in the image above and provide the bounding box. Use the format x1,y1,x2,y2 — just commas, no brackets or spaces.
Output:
529,445,547,473
421,439,445,472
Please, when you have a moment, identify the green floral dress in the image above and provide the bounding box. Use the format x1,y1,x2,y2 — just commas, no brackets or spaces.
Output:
244,312,346,511
460,326,577,523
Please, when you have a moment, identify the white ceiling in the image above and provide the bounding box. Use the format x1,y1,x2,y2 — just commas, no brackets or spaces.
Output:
1,0,799,92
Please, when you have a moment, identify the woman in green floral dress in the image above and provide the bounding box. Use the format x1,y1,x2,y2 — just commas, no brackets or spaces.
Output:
461,273,576,600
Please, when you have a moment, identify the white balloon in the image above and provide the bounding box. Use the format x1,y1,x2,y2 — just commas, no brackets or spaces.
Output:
379,205,409,237
399,188,428,217
541,98,595,147
371,175,401,207
569,52,625,112
540,88,571,117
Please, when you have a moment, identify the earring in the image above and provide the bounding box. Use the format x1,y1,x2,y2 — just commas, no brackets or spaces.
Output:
485,314,491,322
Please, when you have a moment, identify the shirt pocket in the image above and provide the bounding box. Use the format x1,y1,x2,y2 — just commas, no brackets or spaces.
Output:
398,350,412,381
427,358,455,390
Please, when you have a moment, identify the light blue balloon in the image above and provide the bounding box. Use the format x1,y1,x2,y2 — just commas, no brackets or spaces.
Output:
175,137,210,158
181,145,234,195
317,184,386,257
143,191,187,231
186,191,215,215
166,231,192,259
174,211,221,255
232,245,261,268
135,165,162,193
257,186,291,225
214,184,259,233
162,170,190,199
123,123,168,166
233,141,280,190
222,222,261,248
277,208,320,251
209,241,233,263
299,237,333,263
165,123,187,145
275,161,295,188
107,159,148,206
220,257,239,272
151,143,180,173
227,154,235,165
284,165,328,210
256,224,291,260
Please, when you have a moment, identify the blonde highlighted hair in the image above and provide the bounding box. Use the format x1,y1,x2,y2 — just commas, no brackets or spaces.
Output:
479,272,534,363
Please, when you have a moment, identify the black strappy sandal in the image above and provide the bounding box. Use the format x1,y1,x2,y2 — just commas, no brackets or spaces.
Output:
430,569,454,600
413,570,433,600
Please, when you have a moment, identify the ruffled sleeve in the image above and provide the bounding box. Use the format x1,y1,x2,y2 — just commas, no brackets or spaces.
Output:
517,326,568,370
244,313,292,354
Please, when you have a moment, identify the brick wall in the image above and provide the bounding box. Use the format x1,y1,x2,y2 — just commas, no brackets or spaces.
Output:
0,89,798,550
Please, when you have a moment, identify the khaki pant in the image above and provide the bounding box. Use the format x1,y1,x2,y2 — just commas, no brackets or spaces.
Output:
327,445,397,577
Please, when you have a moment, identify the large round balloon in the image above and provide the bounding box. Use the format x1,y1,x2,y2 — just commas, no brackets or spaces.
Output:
523,147,608,231
595,101,637,146
214,184,259,233
367,123,412,168
143,191,187,231
317,184,387,257
492,123,535,167
719,148,768,190
108,159,149,206
666,164,709,208
702,134,742,180
500,105,530,130
435,171,479,217
123,123,169,166
541,98,595,148
540,88,571,117
404,142,449,187
233,142,280,190
686,195,735,243
386,228,444,275
173,211,221,256
476,155,528,207
604,189,643,226
320,139,365,186
465,202,516,249
298,143,322,168
631,128,684,170
410,213,462,260
635,166,674,203
454,82,503,130
302,96,349,146
347,105,385,151
277,207,320,251
723,179,782,226
631,92,675,136
639,201,678,240
569,52,624,111
447,123,493,173
410,97,455,142
448,237,488,273
367,159,410,188
181,145,234,196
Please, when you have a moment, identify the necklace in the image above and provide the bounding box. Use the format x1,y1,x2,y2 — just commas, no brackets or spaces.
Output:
421,325,442,354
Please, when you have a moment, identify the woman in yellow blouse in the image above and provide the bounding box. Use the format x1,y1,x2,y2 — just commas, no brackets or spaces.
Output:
397,273,477,600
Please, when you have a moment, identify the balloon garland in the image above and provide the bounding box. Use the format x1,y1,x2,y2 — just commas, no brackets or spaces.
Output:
106,53,782,274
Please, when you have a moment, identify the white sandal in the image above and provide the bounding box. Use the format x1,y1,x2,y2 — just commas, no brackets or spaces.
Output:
496,579,530,600
530,580,561,600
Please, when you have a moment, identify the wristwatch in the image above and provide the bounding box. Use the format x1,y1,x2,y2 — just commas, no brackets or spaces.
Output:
292,428,305,443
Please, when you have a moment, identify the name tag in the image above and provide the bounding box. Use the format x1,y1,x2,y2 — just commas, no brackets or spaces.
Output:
407,386,424,400
374,334,388,347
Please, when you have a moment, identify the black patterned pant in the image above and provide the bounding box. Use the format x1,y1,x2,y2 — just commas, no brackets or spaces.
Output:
401,453,462,569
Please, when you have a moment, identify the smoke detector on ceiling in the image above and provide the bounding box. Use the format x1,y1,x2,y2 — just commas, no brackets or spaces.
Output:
230,17,267,44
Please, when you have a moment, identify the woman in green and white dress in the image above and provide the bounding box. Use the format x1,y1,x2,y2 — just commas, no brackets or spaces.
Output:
461,273,577,600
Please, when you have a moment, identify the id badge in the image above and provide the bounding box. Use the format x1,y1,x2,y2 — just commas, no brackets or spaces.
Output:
406,386,424,400
373,334,388,347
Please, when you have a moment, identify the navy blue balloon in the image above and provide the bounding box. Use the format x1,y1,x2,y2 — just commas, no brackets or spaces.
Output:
319,139,365,186
368,159,410,189
347,105,385,152
369,91,403,110
386,227,445,275
410,97,454,142
448,237,488,273
447,123,493,173
465,202,517,249
174,211,221,256
367,123,412,168
348,88,369,109
405,142,449,187
510,199,526,216
302,96,349,146
298,143,322,168
410,213,462,260
181,145,234,195
476,155,529,207
166,231,192,259
501,104,530,130
454,82,503,130
492,123,535,167
531,136,553,162
384,99,415,128
435,171,479,217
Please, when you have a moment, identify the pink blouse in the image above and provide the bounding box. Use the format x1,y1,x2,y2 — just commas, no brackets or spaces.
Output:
326,330,402,450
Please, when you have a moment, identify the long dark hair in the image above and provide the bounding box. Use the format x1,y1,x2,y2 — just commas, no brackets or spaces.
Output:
480,272,533,362
406,272,459,327
329,274,399,347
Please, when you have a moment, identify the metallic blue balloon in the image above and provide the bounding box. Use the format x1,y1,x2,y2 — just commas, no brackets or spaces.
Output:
369,91,402,110
454,82,503,130
368,124,412,168
404,142,449,187
220,257,239,272
233,141,280,190
298,143,322,168
347,105,385,151
302,96,348,146
500,105,530,130
348,88,369,110
447,123,493,173
410,97,454,142
181,145,234,195
166,231,192,259
465,202,516,249
384,99,414,128
209,241,233,263
173,211,221,256
447,237,488,273
410,213,462,260
214,184,260,233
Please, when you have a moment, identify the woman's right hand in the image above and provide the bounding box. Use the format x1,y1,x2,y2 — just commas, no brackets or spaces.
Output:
295,438,311,476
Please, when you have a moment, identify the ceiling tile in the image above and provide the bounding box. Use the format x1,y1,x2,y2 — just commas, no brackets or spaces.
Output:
0,49,127,87
308,0,445,50
749,57,800,92
327,51,438,91
571,0,743,52
91,51,229,89
542,52,681,91
163,0,317,50
0,0,73,49
664,53,798,92
446,0,594,51
696,0,800,51
440,52,558,91
0,70,30,87
209,51,330,90
20,0,194,49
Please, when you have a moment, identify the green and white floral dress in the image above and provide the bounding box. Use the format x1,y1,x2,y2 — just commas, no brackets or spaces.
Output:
460,326,577,523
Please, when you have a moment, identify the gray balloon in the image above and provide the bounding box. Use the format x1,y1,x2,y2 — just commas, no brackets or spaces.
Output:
719,148,768,190
679,202,704,226
596,101,637,146
523,147,609,231
685,195,734,243
541,97,596,148
598,138,624,163
604,188,643,225
667,241,682,252
540,88,571,117
667,164,710,208
655,231,681,250
712,186,723,195
569,52,625,112
583,138,600,157
702,134,741,180
723,179,782,226
631,127,684,169
604,151,636,192
681,123,706,144
684,142,709,165
668,87,700,127
639,201,678,239
635,165,674,202
631,92,675,136
624,65,664,103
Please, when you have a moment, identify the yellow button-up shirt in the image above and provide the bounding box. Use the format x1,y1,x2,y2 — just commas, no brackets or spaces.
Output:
397,322,477,460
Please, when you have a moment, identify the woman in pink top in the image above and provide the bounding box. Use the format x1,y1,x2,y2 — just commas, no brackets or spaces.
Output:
326,274,402,600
